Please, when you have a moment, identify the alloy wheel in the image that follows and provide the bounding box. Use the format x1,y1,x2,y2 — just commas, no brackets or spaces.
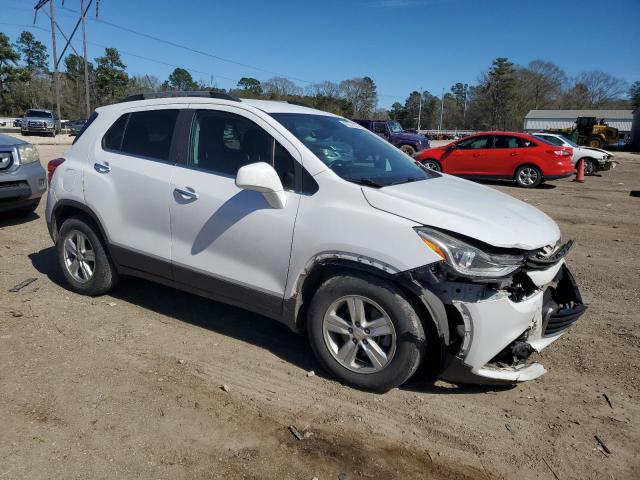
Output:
583,160,595,176
518,167,538,186
423,160,441,172
322,295,397,374
63,230,96,283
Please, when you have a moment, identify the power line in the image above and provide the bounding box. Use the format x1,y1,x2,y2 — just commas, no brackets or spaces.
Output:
0,22,236,87
1,0,407,101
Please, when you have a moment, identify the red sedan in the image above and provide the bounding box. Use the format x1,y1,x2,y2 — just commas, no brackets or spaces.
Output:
415,132,574,188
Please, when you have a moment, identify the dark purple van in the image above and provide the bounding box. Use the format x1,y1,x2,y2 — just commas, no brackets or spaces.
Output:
352,119,430,156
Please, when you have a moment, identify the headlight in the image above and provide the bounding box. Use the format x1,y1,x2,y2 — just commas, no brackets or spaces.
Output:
416,227,524,278
46,122,54,127
17,144,40,165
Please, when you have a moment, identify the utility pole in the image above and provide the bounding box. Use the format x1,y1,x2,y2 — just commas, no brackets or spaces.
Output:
80,0,91,116
438,88,444,132
36,0,97,119
462,83,468,129
48,0,62,122
416,88,423,132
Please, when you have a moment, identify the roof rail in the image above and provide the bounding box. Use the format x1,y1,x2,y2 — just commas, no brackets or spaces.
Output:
286,100,313,108
120,91,241,103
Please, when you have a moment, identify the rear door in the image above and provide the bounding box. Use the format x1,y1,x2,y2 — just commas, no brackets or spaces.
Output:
84,107,180,278
489,135,530,176
443,135,493,175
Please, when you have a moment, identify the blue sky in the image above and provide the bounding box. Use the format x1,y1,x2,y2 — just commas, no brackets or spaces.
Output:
1,0,638,106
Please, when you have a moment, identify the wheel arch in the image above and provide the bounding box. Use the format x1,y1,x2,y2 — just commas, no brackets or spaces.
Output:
51,200,111,251
284,257,450,352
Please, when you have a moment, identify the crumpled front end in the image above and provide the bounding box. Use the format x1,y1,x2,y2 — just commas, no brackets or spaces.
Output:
409,242,586,384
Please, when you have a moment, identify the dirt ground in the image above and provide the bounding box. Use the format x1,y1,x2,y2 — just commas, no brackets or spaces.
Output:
1,144,639,480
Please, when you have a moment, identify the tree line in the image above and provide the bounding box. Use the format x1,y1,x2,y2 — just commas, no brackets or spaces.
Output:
1,30,638,130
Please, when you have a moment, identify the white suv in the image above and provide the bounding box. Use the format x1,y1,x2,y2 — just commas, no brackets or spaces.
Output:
46,92,586,392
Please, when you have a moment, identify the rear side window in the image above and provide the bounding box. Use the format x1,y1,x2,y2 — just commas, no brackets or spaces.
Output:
493,135,527,148
373,122,387,134
122,110,178,161
102,109,179,162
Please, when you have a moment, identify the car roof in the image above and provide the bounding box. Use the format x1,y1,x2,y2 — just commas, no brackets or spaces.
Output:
96,96,339,118
462,131,534,139
0,133,26,146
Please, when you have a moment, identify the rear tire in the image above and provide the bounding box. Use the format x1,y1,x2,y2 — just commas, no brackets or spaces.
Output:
56,215,118,296
307,273,426,392
421,159,441,172
514,165,542,188
400,144,416,156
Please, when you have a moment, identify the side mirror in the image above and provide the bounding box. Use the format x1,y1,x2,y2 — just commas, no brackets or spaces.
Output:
235,162,286,209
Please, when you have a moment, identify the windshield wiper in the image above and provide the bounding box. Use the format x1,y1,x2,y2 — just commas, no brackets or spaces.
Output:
388,176,423,186
348,177,384,188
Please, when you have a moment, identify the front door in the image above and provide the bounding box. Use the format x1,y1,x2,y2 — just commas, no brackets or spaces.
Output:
443,135,493,175
169,106,301,317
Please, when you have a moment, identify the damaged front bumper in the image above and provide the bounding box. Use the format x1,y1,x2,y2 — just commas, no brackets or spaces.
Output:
412,255,586,385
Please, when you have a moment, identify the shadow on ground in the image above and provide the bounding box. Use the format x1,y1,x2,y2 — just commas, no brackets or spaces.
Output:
0,211,40,228
29,246,512,395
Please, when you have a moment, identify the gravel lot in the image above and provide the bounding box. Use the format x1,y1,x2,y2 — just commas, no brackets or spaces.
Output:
1,144,639,480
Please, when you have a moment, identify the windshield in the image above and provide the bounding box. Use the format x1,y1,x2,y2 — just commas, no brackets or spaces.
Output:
270,113,436,187
388,121,404,133
26,110,53,118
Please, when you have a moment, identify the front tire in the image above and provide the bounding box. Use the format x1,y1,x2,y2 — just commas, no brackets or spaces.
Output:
515,165,542,188
582,158,597,176
400,144,416,156
56,215,118,296
422,159,442,172
307,273,426,392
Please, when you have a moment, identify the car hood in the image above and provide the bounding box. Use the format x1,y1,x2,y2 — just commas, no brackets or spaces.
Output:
362,174,560,250
581,146,612,157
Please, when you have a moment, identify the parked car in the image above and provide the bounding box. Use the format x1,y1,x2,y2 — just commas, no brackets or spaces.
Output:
415,131,574,188
13,118,22,128
20,109,60,137
45,92,585,391
0,133,47,214
352,119,430,156
532,132,616,176
67,118,88,136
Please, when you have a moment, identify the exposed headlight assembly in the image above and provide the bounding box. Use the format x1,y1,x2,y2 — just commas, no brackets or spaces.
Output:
17,144,40,164
416,227,524,278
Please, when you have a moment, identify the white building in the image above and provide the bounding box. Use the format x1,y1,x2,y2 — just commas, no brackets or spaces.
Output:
524,110,634,142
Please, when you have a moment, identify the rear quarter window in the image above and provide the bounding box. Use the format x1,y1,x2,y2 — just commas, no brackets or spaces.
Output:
72,111,99,145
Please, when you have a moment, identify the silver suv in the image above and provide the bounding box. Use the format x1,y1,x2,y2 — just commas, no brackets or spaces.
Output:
0,134,46,214
45,92,586,392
